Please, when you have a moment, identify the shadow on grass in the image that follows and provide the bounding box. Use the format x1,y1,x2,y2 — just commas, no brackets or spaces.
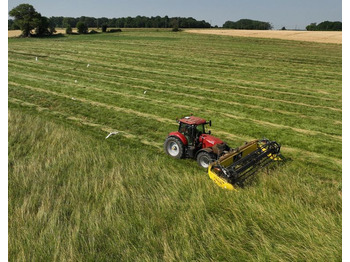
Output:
11,33,67,39
35,33,66,39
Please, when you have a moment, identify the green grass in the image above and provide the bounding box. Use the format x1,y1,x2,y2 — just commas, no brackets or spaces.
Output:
8,30,341,261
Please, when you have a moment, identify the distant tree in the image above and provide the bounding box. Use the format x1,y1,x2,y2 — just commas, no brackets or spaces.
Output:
317,21,341,31
134,16,144,27
118,17,126,28
281,26,286,30
47,17,57,35
35,15,51,36
169,18,179,29
172,25,180,32
306,22,317,31
63,17,77,28
164,15,169,28
79,16,97,27
49,16,64,28
8,19,20,30
97,17,109,28
223,21,235,28
101,24,108,32
66,24,72,34
76,21,88,34
109,18,118,27
8,19,13,30
306,21,341,31
223,19,272,30
125,16,133,27
9,4,41,37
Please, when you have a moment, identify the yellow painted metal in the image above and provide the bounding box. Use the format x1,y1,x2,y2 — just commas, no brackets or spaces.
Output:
208,164,236,191
217,139,259,168
207,139,281,190
261,146,282,161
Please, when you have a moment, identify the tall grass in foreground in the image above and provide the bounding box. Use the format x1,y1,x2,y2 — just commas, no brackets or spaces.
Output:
9,109,341,261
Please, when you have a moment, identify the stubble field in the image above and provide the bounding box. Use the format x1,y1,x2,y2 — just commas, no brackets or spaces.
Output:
8,30,342,261
186,29,342,44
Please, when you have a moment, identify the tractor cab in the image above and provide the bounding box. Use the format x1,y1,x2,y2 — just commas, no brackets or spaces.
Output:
178,116,211,146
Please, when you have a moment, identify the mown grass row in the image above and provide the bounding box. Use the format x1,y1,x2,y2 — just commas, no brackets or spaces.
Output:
8,59,341,133
8,32,341,94
7,50,340,100
9,32,342,73
20,44,341,87
9,50,338,101
8,77,341,161
8,36,341,101
8,56,341,112
8,31,342,261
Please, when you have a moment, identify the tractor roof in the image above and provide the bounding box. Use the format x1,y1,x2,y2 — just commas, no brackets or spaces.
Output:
179,116,207,125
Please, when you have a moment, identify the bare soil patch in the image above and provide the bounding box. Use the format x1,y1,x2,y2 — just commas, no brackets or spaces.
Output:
186,29,342,44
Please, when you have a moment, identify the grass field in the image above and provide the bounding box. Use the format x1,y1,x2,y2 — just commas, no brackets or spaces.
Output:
8,30,342,261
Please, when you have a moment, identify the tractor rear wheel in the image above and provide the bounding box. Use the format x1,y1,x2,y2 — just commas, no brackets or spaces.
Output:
197,151,215,169
164,136,184,159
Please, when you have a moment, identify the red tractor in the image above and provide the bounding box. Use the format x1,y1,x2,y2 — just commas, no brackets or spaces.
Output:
164,116,282,190
163,116,230,168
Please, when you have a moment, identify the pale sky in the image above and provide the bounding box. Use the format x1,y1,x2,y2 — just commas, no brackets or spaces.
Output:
8,0,342,30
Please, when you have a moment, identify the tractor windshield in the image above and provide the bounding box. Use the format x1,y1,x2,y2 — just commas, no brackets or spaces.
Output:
196,124,206,135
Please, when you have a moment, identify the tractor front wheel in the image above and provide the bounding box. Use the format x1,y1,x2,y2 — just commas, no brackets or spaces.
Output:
197,151,215,169
164,136,184,159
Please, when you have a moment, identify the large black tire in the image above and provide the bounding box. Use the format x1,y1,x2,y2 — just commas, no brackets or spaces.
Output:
196,151,215,169
164,136,184,159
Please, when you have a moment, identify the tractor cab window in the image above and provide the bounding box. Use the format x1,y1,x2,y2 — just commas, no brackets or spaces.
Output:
196,124,206,135
179,123,187,134
179,123,196,145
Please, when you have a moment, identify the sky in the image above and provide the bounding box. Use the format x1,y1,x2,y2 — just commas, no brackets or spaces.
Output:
7,0,342,30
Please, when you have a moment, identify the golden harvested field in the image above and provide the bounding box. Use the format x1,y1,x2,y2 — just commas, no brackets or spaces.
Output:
8,28,75,37
186,29,342,44
8,30,23,37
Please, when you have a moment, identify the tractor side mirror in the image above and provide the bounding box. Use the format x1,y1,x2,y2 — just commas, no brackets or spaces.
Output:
208,120,212,126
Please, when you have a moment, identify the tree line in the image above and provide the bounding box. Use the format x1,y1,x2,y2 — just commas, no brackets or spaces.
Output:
306,21,342,31
8,13,211,31
49,15,211,29
223,19,272,30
